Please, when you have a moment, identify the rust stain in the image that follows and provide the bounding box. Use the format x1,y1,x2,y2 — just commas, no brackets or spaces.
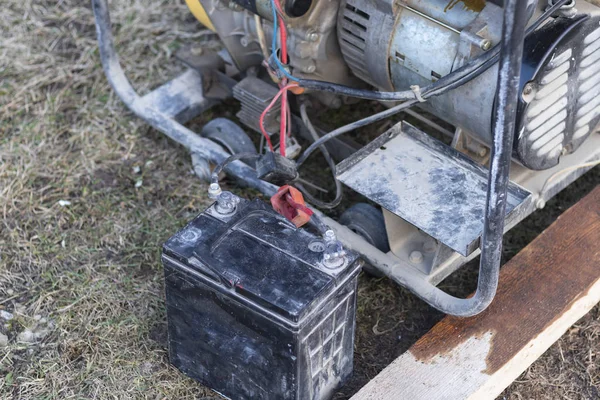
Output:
444,0,486,13
411,186,600,374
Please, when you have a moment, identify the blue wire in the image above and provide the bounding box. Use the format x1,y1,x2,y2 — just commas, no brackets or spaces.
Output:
269,0,299,82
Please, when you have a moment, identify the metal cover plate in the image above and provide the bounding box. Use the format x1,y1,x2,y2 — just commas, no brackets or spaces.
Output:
337,122,531,256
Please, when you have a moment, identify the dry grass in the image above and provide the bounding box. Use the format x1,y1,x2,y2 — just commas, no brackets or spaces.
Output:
0,0,599,399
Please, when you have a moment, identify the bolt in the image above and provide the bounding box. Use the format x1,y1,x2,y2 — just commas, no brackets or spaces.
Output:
523,83,534,95
240,36,249,47
227,1,242,11
409,250,424,264
307,31,319,42
536,197,546,210
305,64,316,74
481,39,492,51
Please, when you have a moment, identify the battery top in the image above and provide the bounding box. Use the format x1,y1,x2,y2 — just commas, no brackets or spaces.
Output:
163,200,361,324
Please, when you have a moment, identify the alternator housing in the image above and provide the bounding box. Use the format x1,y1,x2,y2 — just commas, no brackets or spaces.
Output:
338,0,600,170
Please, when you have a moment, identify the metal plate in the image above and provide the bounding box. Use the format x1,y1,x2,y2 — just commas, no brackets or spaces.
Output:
337,122,531,256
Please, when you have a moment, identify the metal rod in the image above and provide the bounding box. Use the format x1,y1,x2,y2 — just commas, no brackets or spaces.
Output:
386,0,530,316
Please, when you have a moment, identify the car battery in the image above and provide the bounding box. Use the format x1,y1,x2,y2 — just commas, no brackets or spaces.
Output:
161,196,362,400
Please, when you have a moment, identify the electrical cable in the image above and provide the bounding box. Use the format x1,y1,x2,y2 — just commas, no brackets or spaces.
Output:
297,103,343,209
273,0,288,64
210,152,261,185
269,0,298,82
259,83,299,151
279,82,288,156
296,100,418,167
539,160,600,198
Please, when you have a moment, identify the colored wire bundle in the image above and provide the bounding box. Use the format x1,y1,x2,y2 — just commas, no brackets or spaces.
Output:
258,0,296,157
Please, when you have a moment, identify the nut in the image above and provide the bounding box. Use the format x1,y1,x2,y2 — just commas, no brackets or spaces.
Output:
409,250,424,264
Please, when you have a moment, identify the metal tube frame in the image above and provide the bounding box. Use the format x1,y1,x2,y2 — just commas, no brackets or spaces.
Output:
93,0,528,316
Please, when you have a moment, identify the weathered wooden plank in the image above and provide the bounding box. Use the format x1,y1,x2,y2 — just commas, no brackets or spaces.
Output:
352,186,600,400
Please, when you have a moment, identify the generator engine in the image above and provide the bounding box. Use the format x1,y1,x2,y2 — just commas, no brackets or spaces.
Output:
187,0,600,169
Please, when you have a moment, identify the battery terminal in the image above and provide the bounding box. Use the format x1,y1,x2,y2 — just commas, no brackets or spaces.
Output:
322,230,347,269
209,183,240,215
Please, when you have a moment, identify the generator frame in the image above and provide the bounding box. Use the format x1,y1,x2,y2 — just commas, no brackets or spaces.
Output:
92,0,600,316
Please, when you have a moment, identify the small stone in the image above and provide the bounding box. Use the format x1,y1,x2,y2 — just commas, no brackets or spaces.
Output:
0,310,13,321
58,200,71,207
132,165,141,174
33,315,42,321
0,333,8,347
39,318,47,324
135,179,143,188
18,330,36,343
6,289,14,295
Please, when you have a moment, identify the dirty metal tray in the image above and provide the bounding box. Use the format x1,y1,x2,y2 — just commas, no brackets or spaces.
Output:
337,122,531,256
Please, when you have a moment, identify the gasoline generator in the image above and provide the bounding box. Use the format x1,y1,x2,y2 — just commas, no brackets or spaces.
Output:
92,0,600,398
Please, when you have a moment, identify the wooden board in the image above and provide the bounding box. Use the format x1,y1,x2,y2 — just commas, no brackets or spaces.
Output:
352,185,600,400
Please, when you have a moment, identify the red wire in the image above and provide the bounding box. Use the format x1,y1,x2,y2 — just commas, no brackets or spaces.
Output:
280,84,288,156
286,101,292,138
274,0,290,156
259,83,298,152
274,0,288,64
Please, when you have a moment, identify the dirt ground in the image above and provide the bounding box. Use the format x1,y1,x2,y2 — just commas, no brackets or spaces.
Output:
1,1,599,399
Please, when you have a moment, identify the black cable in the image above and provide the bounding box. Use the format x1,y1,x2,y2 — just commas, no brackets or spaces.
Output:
296,103,343,209
211,152,261,184
296,100,418,167
298,0,569,102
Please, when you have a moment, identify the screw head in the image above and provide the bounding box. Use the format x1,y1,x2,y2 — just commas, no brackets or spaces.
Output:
308,32,319,42
305,64,316,74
